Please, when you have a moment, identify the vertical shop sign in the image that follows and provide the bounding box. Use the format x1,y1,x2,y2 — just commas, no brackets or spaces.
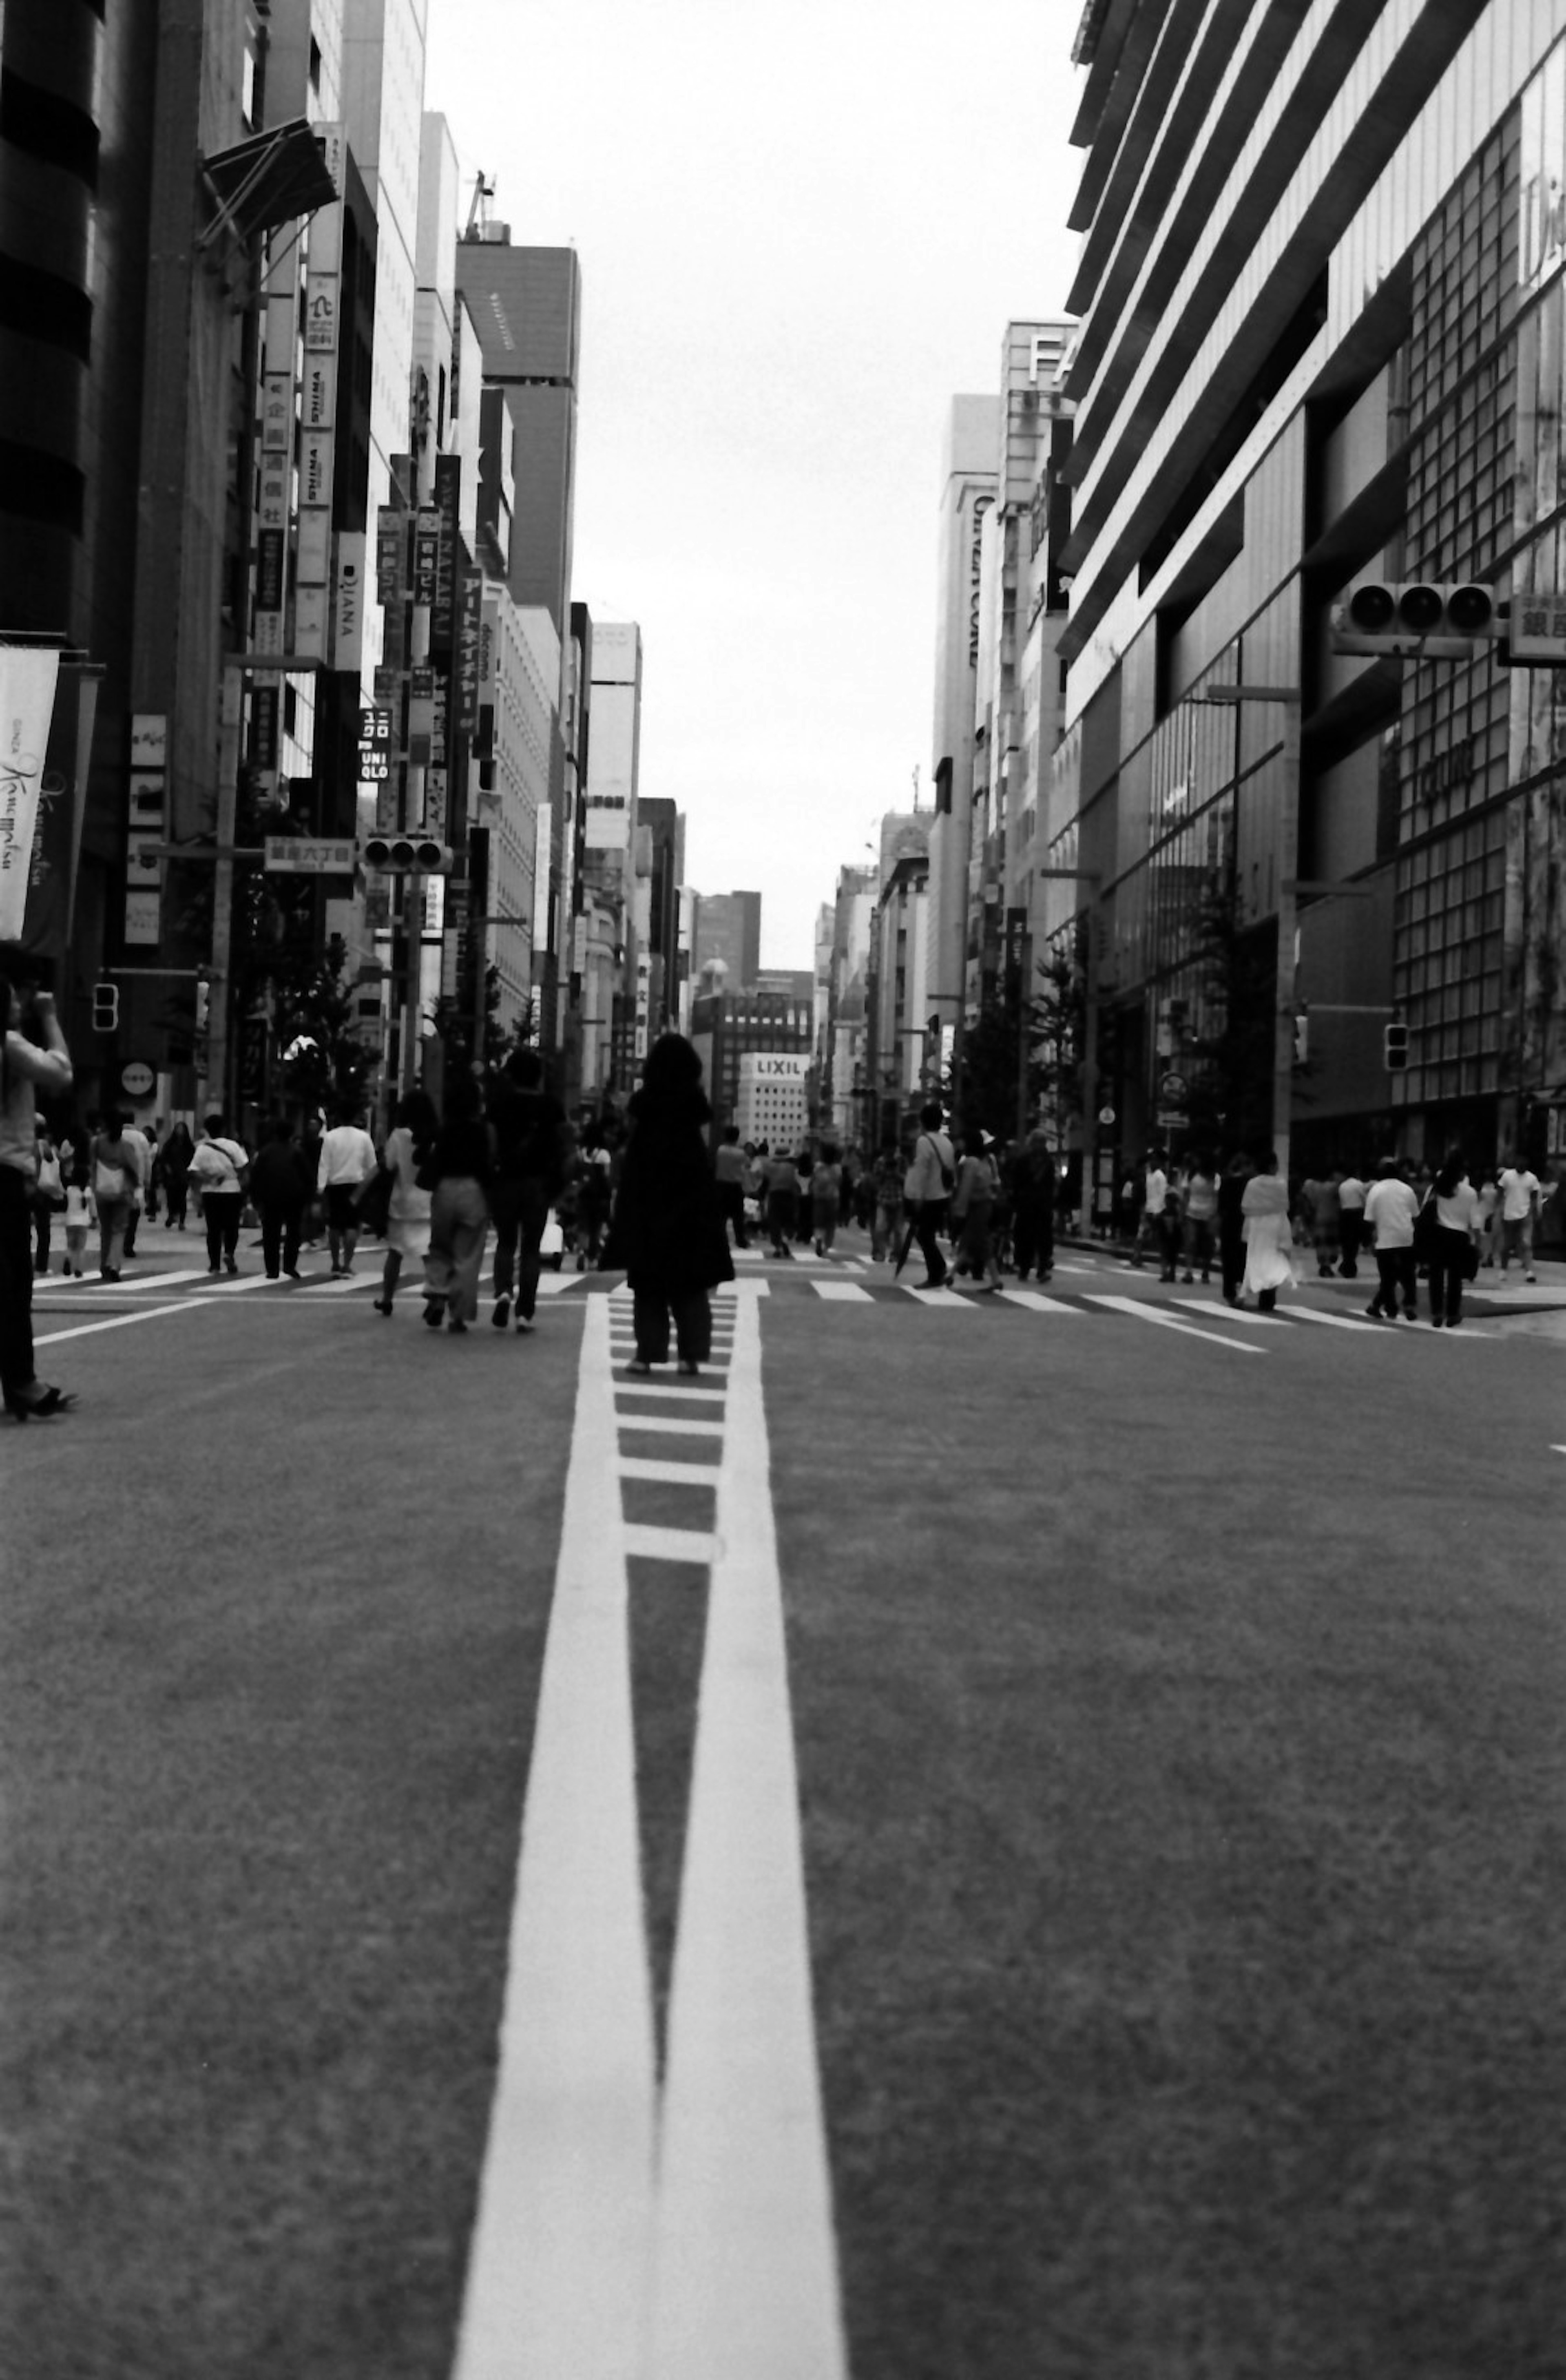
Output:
414,509,440,608
295,126,343,661
124,711,166,948
0,647,61,941
456,568,482,734
433,456,460,648
333,531,366,671
376,506,403,604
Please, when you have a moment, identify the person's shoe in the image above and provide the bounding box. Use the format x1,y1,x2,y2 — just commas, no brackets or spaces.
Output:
678,1358,701,1375
1526,1270,1537,1283
1402,1306,1418,1320
329,1266,343,1278
265,1270,280,1281
1201,1270,1212,1283
224,1258,238,1275
1431,1316,1444,1327
208,1265,221,1276
101,1268,121,1283
515,1314,535,1334
1447,1315,1462,1327
448,1317,468,1333
423,1300,444,1328
1365,1305,1382,1320
915,1276,947,1291
491,1296,511,1328
284,1267,302,1281
1181,1271,1194,1283
626,1357,652,1375
5,1381,75,1420
372,1298,393,1315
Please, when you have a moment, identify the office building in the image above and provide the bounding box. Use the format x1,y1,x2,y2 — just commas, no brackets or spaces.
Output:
1051,0,1566,1237
690,888,762,993
928,397,999,1046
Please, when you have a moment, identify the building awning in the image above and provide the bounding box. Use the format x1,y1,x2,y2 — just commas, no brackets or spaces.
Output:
199,118,338,248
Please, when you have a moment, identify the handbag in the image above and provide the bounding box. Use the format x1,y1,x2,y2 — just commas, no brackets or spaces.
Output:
36,1153,65,1207
93,1158,126,1201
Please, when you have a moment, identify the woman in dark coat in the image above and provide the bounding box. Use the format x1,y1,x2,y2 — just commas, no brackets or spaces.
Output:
607,1033,734,1375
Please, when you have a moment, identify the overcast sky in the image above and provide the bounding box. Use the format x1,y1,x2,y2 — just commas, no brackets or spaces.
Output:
425,0,1087,969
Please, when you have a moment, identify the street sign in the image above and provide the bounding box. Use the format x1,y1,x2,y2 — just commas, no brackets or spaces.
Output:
1097,1105,1116,1126
262,836,357,874
1158,1071,1188,1104
1507,597,1566,663
120,1060,155,1099
1155,1109,1187,1130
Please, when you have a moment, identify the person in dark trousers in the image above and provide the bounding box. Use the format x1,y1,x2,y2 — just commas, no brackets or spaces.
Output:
487,1048,571,1334
248,1116,311,1279
1011,1127,1056,1282
1424,1150,1481,1327
606,1033,734,1374
157,1119,195,1230
714,1123,750,1248
1218,1148,1256,1305
1,970,75,1419
422,1077,494,1334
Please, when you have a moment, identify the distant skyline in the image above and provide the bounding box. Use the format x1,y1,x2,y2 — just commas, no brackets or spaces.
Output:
425,0,1086,969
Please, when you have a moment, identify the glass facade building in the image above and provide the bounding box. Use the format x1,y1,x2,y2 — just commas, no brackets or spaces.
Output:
1049,0,1566,1226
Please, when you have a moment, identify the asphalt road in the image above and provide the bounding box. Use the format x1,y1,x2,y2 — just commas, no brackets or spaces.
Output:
2,1231,1562,2379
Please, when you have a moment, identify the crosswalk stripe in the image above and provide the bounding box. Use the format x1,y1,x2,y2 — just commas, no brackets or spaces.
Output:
901,1286,978,1308
999,1289,1080,1315
616,1382,727,1404
615,1415,726,1437
75,1266,215,1294
623,1524,719,1565
811,1281,874,1303
1087,1295,1265,1353
617,1456,722,1484
1173,1298,1286,1327
1278,1305,1383,1333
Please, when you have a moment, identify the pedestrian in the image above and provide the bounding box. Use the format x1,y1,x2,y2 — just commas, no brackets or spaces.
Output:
1218,1149,1254,1305
870,1137,905,1261
1422,1150,1482,1327
60,1152,93,1278
1496,1154,1542,1281
902,1100,956,1288
714,1123,751,1249
1239,1152,1294,1311
1011,1127,1057,1283
298,1111,326,1248
421,1077,493,1333
88,1106,142,1281
605,1031,733,1375
577,1135,613,1269
157,1118,195,1230
31,1121,64,1274
1363,1157,1420,1320
248,1116,312,1280
1179,1151,1218,1283
793,1143,816,1245
1129,1148,1168,1268
764,1144,801,1256
317,1097,378,1277
372,1088,437,1314
1475,1167,1500,1267
142,1124,161,1223
1300,1166,1341,1276
1336,1163,1368,1277
1,969,75,1418
810,1142,843,1255
951,1128,1002,1289
119,1111,152,1257
188,1113,250,1275
1156,1182,1184,1280
487,1048,571,1333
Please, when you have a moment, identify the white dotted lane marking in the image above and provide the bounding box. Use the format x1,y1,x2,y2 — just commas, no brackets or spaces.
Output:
644,1279,847,2380
451,1292,656,2380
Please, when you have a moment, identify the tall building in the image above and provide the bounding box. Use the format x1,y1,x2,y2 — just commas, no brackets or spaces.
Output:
690,888,762,992
928,396,999,1048
578,619,641,1095
1052,0,1566,1239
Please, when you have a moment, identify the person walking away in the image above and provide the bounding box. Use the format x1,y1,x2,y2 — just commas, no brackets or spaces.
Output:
1179,1153,1219,1284
903,1101,956,1288
1240,1153,1294,1310
119,1112,152,1257
297,1111,325,1249
870,1137,904,1262
1011,1128,1056,1283
951,1129,1002,1289
422,1079,493,1332
141,1124,161,1223
374,1089,437,1312
606,1032,733,1374
1156,1182,1184,1281
316,1098,377,1276
487,1049,571,1333
188,1114,250,1274
714,1124,750,1249
31,1122,64,1274
88,1106,141,1281
764,1145,801,1256
1496,1156,1542,1281
810,1143,843,1255
1130,1148,1168,1268
1300,1168,1341,1276
248,1117,312,1280
1336,1165,1367,1277
577,1137,613,1269
1218,1149,1254,1305
1475,1167,1500,1268
1424,1152,1481,1327
1,972,75,1418
1363,1158,1420,1319
158,1119,194,1230
61,1154,93,1277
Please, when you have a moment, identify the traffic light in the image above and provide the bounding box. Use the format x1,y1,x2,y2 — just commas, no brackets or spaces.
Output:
194,975,210,1033
1330,582,1499,659
91,980,118,1032
1384,1021,1409,1071
361,834,454,873
1292,1012,1309,1065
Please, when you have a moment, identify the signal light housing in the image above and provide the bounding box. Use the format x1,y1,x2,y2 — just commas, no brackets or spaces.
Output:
1332,582,1499,658
361,834,454,873
1384,1022,1409,1072
91,981,119,1033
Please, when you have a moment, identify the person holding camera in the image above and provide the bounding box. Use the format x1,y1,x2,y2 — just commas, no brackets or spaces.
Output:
1,969,75,1418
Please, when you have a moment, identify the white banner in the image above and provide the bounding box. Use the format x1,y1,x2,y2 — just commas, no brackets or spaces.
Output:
0,646,61,940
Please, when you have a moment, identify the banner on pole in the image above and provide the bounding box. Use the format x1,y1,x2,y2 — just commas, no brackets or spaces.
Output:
0,646,62,942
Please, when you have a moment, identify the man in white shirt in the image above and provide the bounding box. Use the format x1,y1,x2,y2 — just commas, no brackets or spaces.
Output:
1336,1168,1368,1278
902,1101,956,1287
1496,1161,1541,1282
1363,1158,1420,1320
1130,1150,1168,1270
318,1099,379,1277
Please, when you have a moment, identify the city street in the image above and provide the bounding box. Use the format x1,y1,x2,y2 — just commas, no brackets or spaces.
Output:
3,1229,1564,2380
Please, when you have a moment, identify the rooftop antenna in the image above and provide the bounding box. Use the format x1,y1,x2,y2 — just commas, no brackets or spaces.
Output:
464,171,496,241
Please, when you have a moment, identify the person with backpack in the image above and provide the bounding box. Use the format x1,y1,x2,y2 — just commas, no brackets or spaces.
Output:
487,1048,571,1334
902,1100,956,1288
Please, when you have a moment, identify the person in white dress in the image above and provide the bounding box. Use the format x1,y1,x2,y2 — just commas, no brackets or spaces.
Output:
373,1089,438,1315
1239,1152,1295,1311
